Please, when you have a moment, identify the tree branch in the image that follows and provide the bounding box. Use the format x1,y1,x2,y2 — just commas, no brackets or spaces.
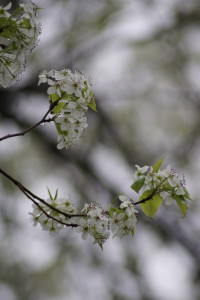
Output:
0,167,85,222
134,193,155,205
28,195,78,228
0,100,59,142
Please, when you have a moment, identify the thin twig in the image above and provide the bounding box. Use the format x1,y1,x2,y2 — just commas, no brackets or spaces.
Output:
0,100,58,142
27,192,78,228
134,193,155,205
134,178,167,205
0,167,85,221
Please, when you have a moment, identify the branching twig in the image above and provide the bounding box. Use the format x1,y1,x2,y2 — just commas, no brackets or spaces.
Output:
134,178,167,205
0,167,85,223
28,194,78,228
134,193,156,205
0,100,59,142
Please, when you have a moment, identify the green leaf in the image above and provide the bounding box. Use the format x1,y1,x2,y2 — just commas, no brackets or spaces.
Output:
131,177,145,193
153,158,164,172
54,188,58,200
175,195,188,217
23,18,31,29
139,189,152,200
183,188,191,201
1,29,11,38
138,190,152,209
176,200,188,217
52,101,66,114
47,187,53,201
109,194,121,209
130,229,135,237
49,93,60,103
0,17,7,27
140,192,163,218
87,93,97,112
47,188,59,202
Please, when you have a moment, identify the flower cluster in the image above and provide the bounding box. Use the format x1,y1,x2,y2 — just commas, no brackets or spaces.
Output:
77,203,110,248
29,158,192,247
109,195,138,238
30,192,138,248
38,68,96,149
30,196,77,234
0,2,41,87
133,164,186,197
29,161,191,247
131,159,191,217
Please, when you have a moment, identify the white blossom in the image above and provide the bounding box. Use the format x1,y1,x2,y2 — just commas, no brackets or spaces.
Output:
133,165,149,181
119,195,138,217
132,163,189,212
0,1,41,87
76,218,92,240
76,202,110,247
29,196,77,234
110,212,124,235
39,68,94,149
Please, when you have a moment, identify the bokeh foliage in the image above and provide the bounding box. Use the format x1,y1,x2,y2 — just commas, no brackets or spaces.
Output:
1,0,200,299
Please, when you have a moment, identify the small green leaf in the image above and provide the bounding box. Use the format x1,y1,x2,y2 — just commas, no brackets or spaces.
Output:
49,93,60,103
1,29,11,38
54,188,58,200
47,187,53,201
0,17,7,27
174,195,188,217
23,18,31,29
176,200,188,217
109,194,121,209
183,188,191,201
140,192,163,218
52,101,66,114
153,158,164,172
87,93,97,112
139,190,152,200
131,177,145,193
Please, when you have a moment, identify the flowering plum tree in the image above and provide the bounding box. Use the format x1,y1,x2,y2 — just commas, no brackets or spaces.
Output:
0,2,191,249
0,1,41,87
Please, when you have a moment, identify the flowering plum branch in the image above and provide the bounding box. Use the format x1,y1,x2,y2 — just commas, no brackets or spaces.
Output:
0,2,192,249
0,158,191,249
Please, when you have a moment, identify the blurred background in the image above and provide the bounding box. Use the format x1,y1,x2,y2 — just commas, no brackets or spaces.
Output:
0,0,200,299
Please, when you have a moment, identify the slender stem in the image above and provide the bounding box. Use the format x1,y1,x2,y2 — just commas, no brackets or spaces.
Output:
0,100,58,142
134,192,157,205
134,178,167,205
22,184,84,218
28,194,78,228
0,167,85,221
